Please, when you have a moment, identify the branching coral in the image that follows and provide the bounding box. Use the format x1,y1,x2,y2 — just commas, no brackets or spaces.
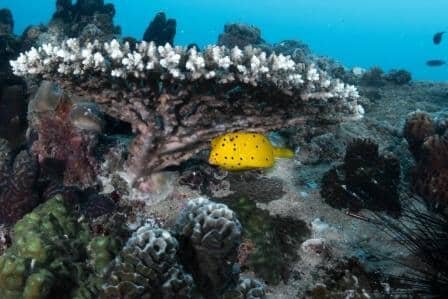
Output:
11,38,362,183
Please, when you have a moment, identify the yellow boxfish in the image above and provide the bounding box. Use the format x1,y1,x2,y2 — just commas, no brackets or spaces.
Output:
208,132,295,171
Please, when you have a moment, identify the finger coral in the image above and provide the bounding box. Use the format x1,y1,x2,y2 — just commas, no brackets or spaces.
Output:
10,38,362,183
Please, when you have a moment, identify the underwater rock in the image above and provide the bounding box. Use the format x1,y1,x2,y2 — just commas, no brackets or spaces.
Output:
0,83,28,146
224,277,266,299
321,138,401,214
384,69,412,85
227,197,310,284
103,225,194,299
300,238,330,267
360,67,411,87
0,9,13,36
0,139,39,225
50,0,120,42
218,23,266,49
272,40,311,63
143,12,176,46
360,66,386,87
175,197,242,297
303,257,387,299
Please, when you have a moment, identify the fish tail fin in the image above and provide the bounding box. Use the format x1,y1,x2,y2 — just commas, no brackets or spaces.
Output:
273,147,295,159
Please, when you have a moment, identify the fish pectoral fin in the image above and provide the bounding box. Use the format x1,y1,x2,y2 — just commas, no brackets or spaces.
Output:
272,147,295,159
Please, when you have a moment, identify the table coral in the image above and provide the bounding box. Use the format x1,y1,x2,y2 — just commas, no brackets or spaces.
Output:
10,38,362,184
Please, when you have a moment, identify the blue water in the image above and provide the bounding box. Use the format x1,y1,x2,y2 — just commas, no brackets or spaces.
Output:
2,0,447,81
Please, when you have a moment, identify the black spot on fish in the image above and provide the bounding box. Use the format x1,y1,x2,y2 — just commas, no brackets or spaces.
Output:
222,144,225,147
224,156,227,159
256,145,259,148
251,157,254,160
433,31,445,45
426,59,446,67
240,157,243,160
